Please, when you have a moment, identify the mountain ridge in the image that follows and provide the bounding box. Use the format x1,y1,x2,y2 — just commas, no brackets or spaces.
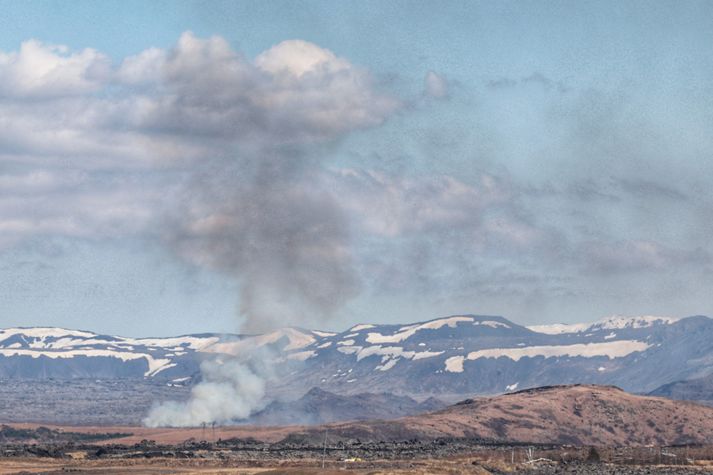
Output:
1,314,712,400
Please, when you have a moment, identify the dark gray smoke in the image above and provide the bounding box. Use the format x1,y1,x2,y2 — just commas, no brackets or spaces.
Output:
165,151,360,333
146,151,360,426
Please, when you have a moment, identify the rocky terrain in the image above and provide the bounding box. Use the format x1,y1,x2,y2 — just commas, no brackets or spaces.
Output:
0,380,443,427
1,429,713,474
9,384,709,448
283,385,713,447
243,387,445,425
0,379,191,425
650,373,713,406
4,385,713,473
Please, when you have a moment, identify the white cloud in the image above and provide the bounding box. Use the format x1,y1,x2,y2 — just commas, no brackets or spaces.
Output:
255,39,350,77
0,40,110,98
0,33,401,251
582,239,709,273
335,168,511,237
137,32,400,144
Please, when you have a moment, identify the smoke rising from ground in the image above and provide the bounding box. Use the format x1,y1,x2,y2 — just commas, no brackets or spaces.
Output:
142,35,398,426
143,357,267,427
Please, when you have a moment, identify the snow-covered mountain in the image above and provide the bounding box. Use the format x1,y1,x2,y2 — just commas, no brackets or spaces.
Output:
2,314,712,397
0,326,327,381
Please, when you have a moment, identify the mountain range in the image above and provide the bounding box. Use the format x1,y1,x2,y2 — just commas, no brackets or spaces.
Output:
2,314,713,404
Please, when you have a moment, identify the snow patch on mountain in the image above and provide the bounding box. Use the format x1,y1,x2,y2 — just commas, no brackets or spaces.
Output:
445,355,465,373
311,330,337,337
0,348,171,377
0,328,97,339
464,340,651,362
412,350,445,360
528,315,679,335
366,316,500,344
287,350,317,361
202,328,315,355
527,322,591,335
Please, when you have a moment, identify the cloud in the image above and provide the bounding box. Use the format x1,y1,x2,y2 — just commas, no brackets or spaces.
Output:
0,40,110,98
581,240,710,274
2,31,712,330
336,169,510,237
486,72,568,93
0,168,164,250
331,168,567,298
424,71,449,99
124,32,400,144
0,32,400,170
0,33,400,249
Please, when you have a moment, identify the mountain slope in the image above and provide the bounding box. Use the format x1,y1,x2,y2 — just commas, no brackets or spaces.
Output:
94,385,713,447
286,385,713,446
649,373,713,405
2,314,713,401
276,314,713,397
242,387,445,425
0,326,323,380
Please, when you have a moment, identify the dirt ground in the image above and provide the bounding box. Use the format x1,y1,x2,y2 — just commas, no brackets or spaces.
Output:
0,456,495,474
2,456,713,475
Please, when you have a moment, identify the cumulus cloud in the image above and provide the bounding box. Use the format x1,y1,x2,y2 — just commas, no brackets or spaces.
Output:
0,40,110,98
123,32,400,144
0,33,400,253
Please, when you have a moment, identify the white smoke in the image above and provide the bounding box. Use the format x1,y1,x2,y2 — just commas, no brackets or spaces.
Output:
143,357,267,427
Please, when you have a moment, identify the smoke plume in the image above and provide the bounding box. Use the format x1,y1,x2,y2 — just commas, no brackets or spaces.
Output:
165,153,360,333
142,35,398,426
144,357,267,427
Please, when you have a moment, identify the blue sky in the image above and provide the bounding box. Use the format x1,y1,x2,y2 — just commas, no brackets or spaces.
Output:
1,1,713,335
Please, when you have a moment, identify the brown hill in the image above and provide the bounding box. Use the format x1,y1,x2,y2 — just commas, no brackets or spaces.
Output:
286,384,713,446
9,385,713,447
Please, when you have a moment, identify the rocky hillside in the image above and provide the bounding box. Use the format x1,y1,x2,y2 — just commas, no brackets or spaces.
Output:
287,385,713,446
649,373,713,405
243,387,445,426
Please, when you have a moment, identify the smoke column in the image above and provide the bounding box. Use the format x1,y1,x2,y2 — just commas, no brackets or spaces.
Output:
166,152,360,333
144,357,266,427
141,35,397,426
144,151,359,427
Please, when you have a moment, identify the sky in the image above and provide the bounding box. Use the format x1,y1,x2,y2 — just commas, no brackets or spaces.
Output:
1,1,713,336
